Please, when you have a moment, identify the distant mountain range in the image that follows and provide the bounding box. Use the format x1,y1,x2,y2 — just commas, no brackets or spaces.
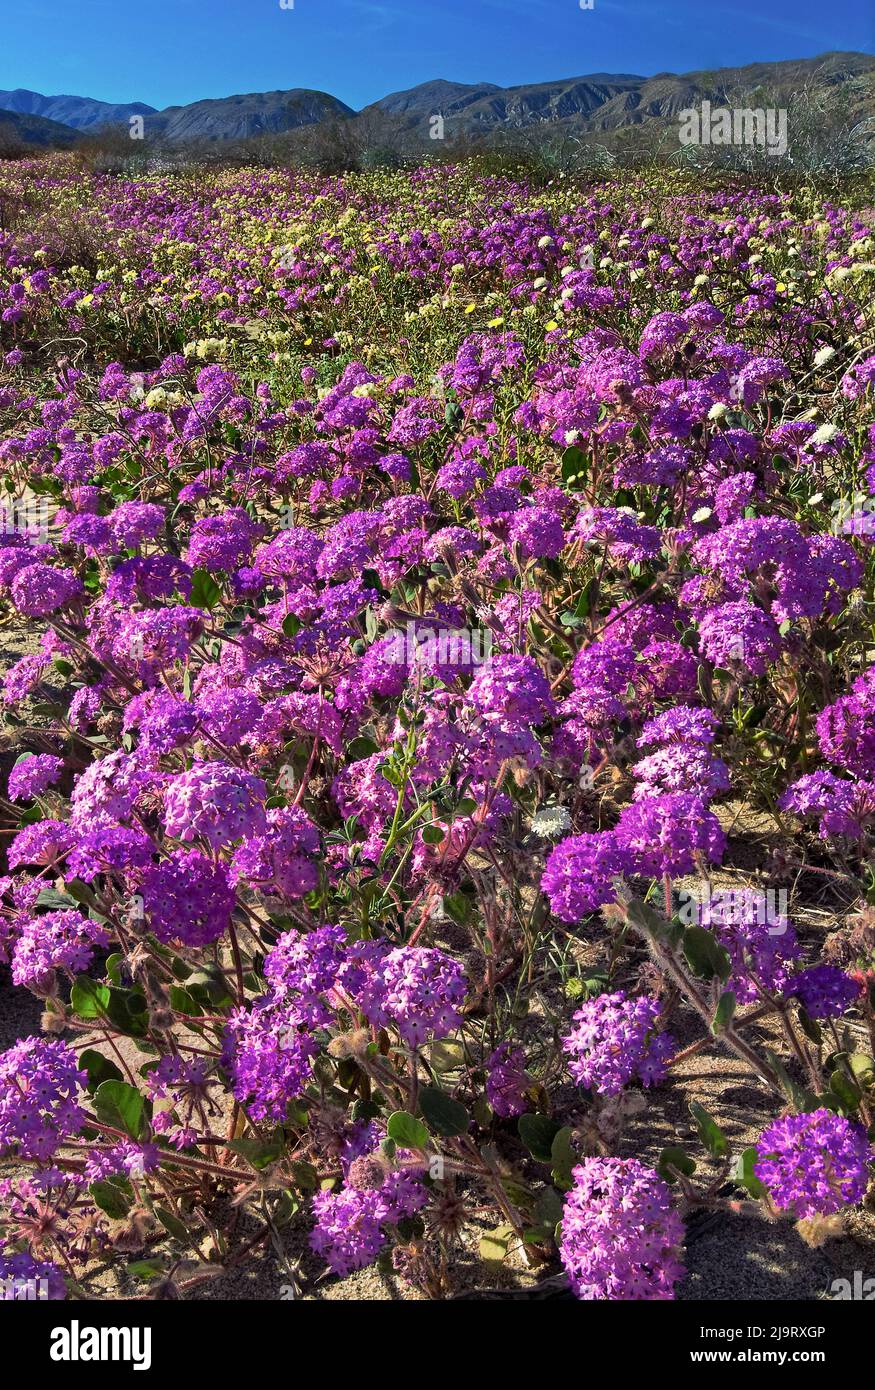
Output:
0,52,872,150
0,89,155,131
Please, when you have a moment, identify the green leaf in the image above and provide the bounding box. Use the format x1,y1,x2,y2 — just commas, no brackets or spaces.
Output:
741,702,769,729
689,1101,729,1159
725,409,755,431
186,967,233,1007
347,736,379,760
711,991,737,1034
518,1112,562,1163
78,1049,124,1094
126,1259,164,1281
36,887,78,911
104,987,149,1038
89,1181,133,1220
561,445,588,489
71,975,111,1020
386,1111,429,1150
169,985,203,1017
733,1146,767,1198
421,824,445,845
428,1038,465,1074
501,1178,532,1209
154,1206,191,1242
829,1068,862,1113
418,1086,470,1137
190,567,222,612
93,1080,145,1139
764,1048,819,1112
105,953,124,986
849,1053,875,1088
479,1224,513,1266
533,1185,564,1233
625,895,681,946
574,576,599,621
442,892,472,926
287,1160,318,1191
657,1146,697,1184
550,1126,576,1189
226,1136,284,1170
683,927,732,982
64,879,100,911
797,1007,823,1045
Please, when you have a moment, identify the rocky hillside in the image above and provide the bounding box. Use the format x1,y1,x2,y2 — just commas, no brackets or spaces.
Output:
140,89,354,143
368,52,874,139
0,107,84,152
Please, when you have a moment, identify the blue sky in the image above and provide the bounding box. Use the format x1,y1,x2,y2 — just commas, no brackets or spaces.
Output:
1,0,871,110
